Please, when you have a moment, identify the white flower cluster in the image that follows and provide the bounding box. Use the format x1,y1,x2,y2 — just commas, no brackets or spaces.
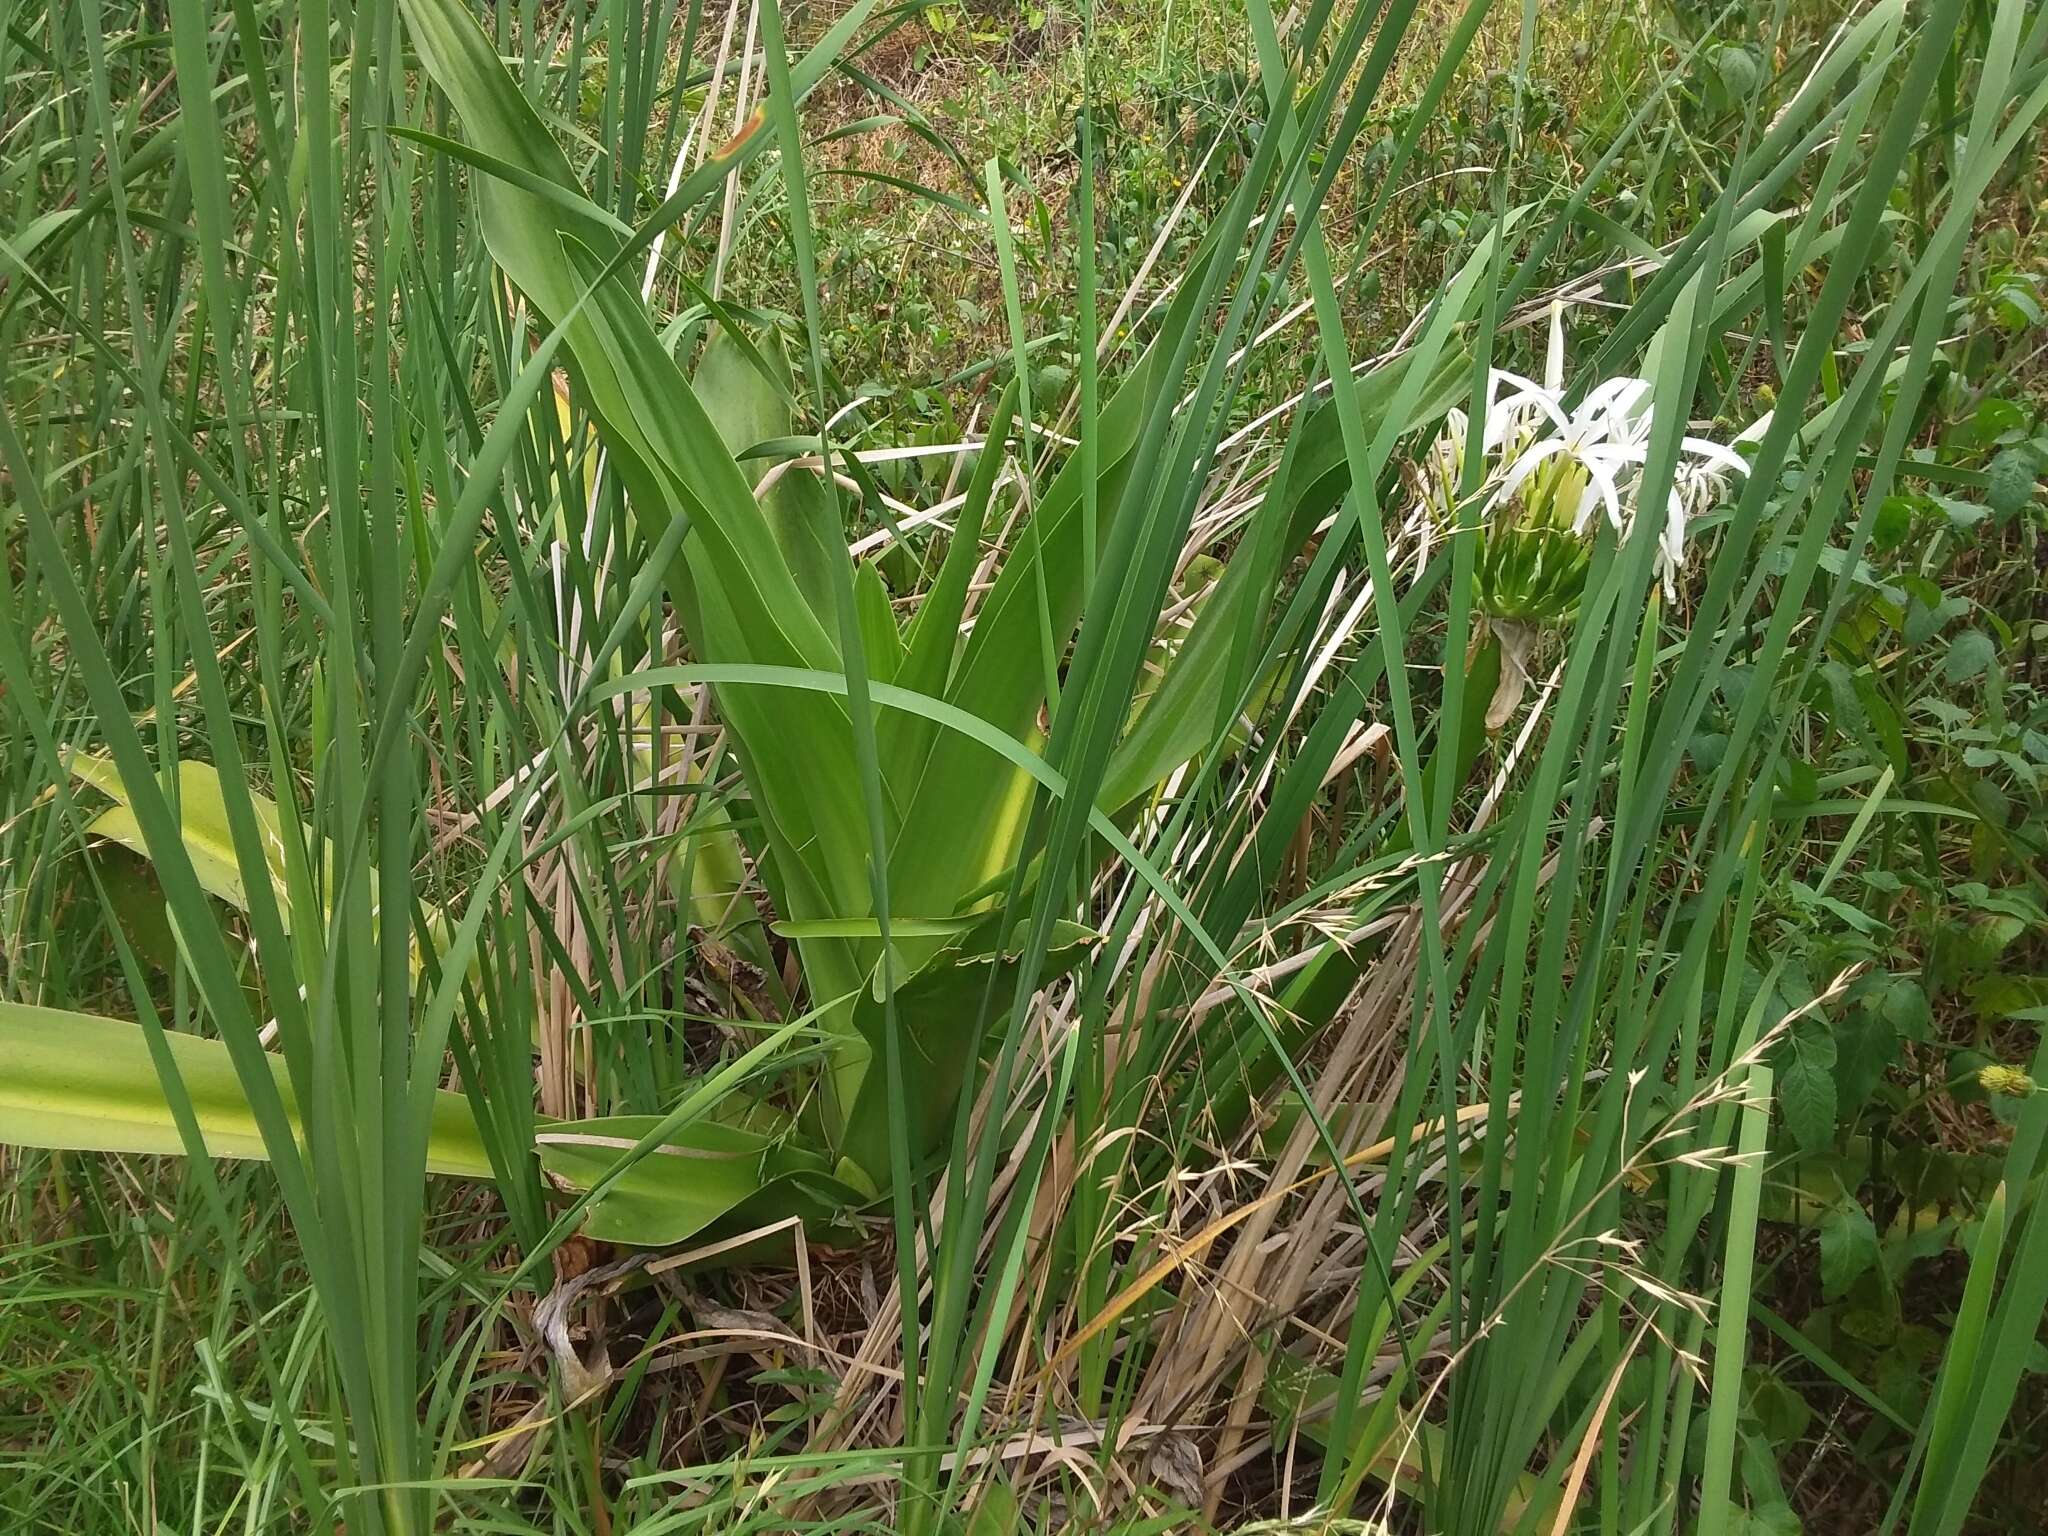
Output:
1422,303,1760,603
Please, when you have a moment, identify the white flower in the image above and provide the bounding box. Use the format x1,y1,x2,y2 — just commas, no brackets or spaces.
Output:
1420,301,1754,608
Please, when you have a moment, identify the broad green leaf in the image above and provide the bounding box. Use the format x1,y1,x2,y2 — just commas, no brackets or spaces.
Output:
836,918,1099,1181
535,1115,827,1247
0,1004,492,1180
775,914,982,941
853,559,905,686
890,377,1019,719
70,752,482,991
694,325,846,620
0,1007,864,1252
881,271,1205,922
1880,975,1933,1040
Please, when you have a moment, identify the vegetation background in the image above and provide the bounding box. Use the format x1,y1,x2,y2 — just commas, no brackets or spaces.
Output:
2,0,2046,1533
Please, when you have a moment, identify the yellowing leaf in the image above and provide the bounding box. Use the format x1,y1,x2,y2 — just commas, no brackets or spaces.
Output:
0,1003,492,1179
69,753,290,919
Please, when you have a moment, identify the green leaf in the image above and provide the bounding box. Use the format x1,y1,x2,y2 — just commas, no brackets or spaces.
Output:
69,753,289,921
1099,347,1468,814
1879,976,1933,1041
1948,913,2026,977
1743,1368,1813,1441
882,302,1189,922
1818,1199,1880,1297
0,1010,859,1252
1942,628,1997,684
534,1115,849,1247
891,377,1019,712
774,915,982,940
835,917,1098,1181
1779,1030,1839,1153
854,560,905,686
399,0,881,971
1713,44,1763,101
70,751,479,988
1984,444,2038,516
694,325,848,621
89,845,186,974
1737,1432,1801,1535
0,1004,492,1179
1872,494,1916,548
1935,494,1989,531
962,1481,1022,1536
1833,1000,1898,1113
1903,590,1970,648
1787,879,1884,935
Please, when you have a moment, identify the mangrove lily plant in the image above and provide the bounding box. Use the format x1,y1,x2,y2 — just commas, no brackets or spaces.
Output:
0,0,1466,1254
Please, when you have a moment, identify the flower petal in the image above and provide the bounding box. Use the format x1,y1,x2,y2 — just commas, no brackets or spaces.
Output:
1485,371,1572,446
1679,435,1752,476
1545,300,1567,394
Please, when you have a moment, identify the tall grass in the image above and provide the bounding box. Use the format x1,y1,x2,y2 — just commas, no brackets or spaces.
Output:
2,0,2044,1531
